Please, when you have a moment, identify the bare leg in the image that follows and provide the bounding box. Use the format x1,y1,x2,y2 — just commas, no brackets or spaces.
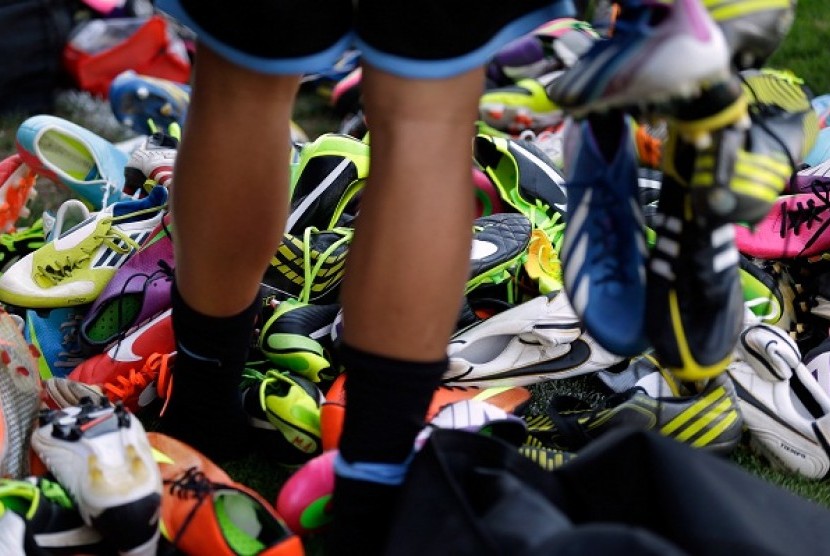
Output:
173,46,299,316
331,64,484,555
160,45,301,460
340,64,483,359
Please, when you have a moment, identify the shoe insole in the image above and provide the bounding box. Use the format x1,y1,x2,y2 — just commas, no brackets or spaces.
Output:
214,492,265,556
39,131,99,182
85,296,142,343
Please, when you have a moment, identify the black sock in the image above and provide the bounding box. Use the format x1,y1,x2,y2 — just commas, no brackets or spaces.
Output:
337,342,448,463
157,282,259,462
326,476,401,556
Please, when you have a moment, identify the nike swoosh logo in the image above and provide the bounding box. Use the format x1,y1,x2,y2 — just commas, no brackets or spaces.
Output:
452,339,592,382
286,157,351,233
108,308,172,363
35,526,103,548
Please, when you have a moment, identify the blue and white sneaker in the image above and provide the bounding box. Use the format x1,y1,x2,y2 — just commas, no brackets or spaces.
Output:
15,116,128,211
559,116,648,356
25,305,90,379
109,70,191,136
548,0,731,117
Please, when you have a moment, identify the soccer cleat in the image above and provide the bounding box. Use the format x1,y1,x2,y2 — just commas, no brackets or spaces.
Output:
15,115,128,210
703,0,796,70
466,213,532,294
69,309,175,412
239,368,324,468
260,227,352,305
148,432,303,555
0,310,41,479
0,186,168,309
682,69,817,225
646,138,744,381
79,214,173,351
733,191,830,260
320,372,531,451
444,291,624,387
257,299,339,383
0,155,37,234
109,70,191,136
473,133,568,244
123,130,178,197
528,373,743,454
25,305,90,379
0,477,106,555
486,17,599,86
559,116,649,356
274,449,336,537
31,400,162,555
286,133,369,235
40,377,104,410
479,73,566,135
0,220,46,275
729,321,830,479
548,0,732,117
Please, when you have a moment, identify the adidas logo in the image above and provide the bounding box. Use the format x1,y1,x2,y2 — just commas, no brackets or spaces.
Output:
91,230,151,269
659,385,740,448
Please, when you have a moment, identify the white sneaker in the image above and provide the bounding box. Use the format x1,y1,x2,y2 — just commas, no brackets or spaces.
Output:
0,186,167,308
728,322,830,479
31,400,162,556
444,291,624,387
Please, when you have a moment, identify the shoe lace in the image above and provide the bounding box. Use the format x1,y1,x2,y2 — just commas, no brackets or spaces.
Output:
35,221,141,285
54,312,85,370
240,367,290,411
156,352,176,416
102,351,174,405
38,477,75,509
773,180,830,258
298,227,352,304
164,466,220,548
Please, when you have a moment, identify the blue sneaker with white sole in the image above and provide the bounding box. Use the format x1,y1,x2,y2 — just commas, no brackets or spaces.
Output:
16,115,128,210
559,115,648,356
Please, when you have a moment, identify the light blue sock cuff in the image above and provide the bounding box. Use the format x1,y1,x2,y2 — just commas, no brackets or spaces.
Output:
334,453,414,486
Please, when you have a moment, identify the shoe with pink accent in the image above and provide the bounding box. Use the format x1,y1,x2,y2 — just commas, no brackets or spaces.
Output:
69,309,174,412
734,192,830,260
548,0,732,117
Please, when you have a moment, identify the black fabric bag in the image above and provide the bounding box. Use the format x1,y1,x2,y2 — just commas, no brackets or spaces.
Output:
386,428,830,556
0,0,77,115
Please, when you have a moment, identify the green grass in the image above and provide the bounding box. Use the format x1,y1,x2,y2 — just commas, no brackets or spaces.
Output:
1,1,830,549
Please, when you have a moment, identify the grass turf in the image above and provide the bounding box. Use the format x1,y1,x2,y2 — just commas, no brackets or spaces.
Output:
0,0,829,549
